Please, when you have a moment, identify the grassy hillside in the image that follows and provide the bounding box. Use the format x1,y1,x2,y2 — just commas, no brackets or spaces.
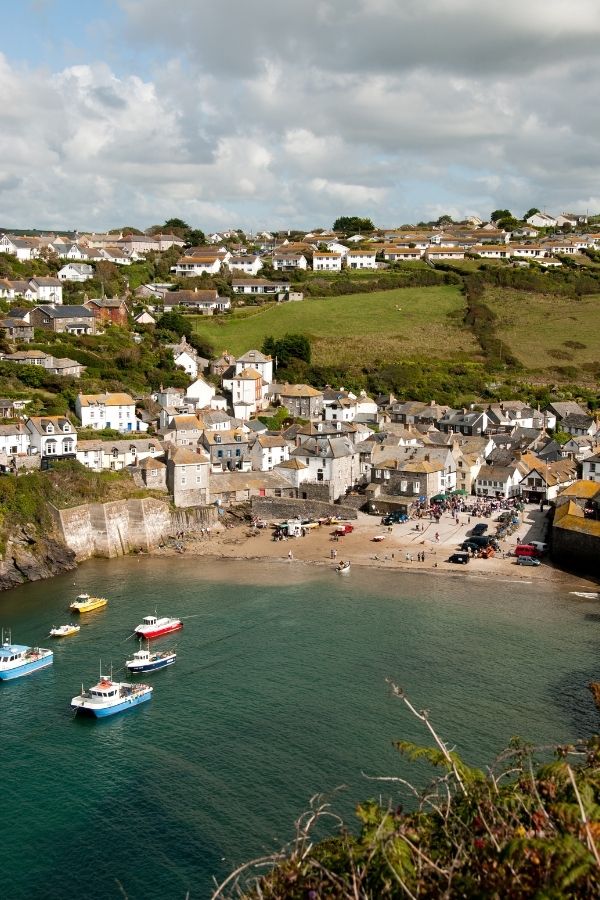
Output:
190,286,480,367
486,287,600,377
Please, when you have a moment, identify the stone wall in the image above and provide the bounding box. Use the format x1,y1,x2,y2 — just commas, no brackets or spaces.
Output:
51,499,218,560
251,496,358,521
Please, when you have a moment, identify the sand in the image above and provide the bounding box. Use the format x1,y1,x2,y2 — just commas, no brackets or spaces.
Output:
154,505,599,592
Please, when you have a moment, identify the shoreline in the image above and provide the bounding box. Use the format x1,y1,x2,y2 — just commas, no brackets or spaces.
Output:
147,509,599,593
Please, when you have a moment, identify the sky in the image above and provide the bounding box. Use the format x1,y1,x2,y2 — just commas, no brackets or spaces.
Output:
2,0,600,232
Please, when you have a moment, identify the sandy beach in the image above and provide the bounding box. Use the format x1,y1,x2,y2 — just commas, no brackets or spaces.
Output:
154,505,599,592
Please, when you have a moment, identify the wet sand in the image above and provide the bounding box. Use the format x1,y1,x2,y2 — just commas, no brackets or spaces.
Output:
155,507,599,592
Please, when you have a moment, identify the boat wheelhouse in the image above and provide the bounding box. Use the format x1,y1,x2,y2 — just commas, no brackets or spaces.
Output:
134,615,183,640
0,629,53,681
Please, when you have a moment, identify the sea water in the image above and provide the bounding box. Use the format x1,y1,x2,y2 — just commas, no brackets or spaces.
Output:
1,557,599,899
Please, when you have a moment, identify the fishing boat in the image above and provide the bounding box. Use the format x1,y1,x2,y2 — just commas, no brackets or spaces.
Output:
126,641,177,673
69,593,108,614
0,629,53,681
71,668,153,718
336,560,351,574
134,614,183,640
49,624,81,638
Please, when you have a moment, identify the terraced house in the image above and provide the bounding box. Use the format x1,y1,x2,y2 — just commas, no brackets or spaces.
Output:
76,392,148,433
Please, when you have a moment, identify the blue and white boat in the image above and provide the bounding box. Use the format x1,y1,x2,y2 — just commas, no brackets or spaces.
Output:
71,669,153,718
126,641,177,674
0,629,53,681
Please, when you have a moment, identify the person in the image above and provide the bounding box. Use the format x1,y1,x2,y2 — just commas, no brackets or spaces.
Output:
288,549,293,560
435,532,439,542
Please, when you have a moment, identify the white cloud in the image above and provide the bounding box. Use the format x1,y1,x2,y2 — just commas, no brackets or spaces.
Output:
3,2,600,229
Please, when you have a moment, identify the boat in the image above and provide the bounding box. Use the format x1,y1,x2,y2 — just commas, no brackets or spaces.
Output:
49,624,81,638
134,614,183,640
0,629,53,681
69,593,108,614
336,560,351,574
71,669,153,718
126,641,177,673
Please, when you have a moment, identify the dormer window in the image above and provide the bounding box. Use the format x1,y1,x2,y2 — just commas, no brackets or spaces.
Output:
46,424,54,433
63,424,70,432
235,434,241,442
215,435,221,443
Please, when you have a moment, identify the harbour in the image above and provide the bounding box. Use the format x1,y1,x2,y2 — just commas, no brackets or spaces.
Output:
1,556,599,899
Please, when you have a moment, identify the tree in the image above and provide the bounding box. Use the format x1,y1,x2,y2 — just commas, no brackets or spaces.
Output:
262,333,311,366
436,214,454,226
157,311,192,339
496,216,519,231
332,216,375,234
524,207,540,220
490,209,512,222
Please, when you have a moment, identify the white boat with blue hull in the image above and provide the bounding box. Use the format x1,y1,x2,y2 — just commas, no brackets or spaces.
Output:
71,669,153,718
126,642,177,674
0,629,53,681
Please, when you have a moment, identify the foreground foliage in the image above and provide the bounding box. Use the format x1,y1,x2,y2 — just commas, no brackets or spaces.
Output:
215,686,600,899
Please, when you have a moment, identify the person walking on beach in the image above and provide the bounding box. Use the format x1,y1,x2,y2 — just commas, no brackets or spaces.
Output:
435,532,439,542
288,549,293,560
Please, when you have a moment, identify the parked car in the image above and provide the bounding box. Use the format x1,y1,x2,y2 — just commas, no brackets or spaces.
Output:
461,541,479,553
471,523,488,536
517,556,541,567
381,513,409,525
449,552,470,565
515,543,541,558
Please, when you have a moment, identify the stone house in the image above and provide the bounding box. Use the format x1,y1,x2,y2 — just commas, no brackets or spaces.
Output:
138,456,168,490
166,447,211,507
84,298,129,326
29,305,96,335
272,383,324,418
290,435,359,501
200,428,251,473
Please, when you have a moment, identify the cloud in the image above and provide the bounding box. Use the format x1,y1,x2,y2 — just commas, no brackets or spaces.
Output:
2,2,600,229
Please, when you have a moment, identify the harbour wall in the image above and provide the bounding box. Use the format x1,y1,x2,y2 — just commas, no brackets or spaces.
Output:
251,496,358,522
50,499,218,560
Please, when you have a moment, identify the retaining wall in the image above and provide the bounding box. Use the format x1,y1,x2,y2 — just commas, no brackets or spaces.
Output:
251,496,358,521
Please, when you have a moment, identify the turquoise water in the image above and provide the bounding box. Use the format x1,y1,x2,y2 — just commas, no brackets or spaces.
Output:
1,558,599,899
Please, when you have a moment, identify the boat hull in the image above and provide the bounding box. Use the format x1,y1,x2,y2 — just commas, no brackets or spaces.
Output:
135,624,183,639
69,602,107,614
71,690,152,718
126,656,176,673
0,654,53,681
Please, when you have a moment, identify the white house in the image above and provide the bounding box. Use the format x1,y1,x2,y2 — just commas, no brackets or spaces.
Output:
346,250,377,269
25,416,77,459
226,255,263,276
272,253,308,270
234,349,274,384
312,252,342,271
0,235,40,261
184,377,216,409
582,453,600,483
57,263,94,282
250,434,289,471
76,438,163,472
0,422,30,457
526,212,558,228
230,369,269,420
29,277,63,304
76,392,148,433
325,241,350,257
171,255,222,276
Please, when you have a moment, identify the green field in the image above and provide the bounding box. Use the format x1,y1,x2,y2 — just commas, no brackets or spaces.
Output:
486,287,600,373
191,286,480,366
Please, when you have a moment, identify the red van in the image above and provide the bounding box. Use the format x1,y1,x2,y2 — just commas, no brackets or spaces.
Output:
515,544,540,558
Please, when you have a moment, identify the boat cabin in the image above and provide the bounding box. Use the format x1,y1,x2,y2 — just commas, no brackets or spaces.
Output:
90,680,119,698
142,616,157,626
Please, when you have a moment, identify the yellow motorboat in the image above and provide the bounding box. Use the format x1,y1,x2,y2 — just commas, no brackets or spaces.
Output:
69,593,108,614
